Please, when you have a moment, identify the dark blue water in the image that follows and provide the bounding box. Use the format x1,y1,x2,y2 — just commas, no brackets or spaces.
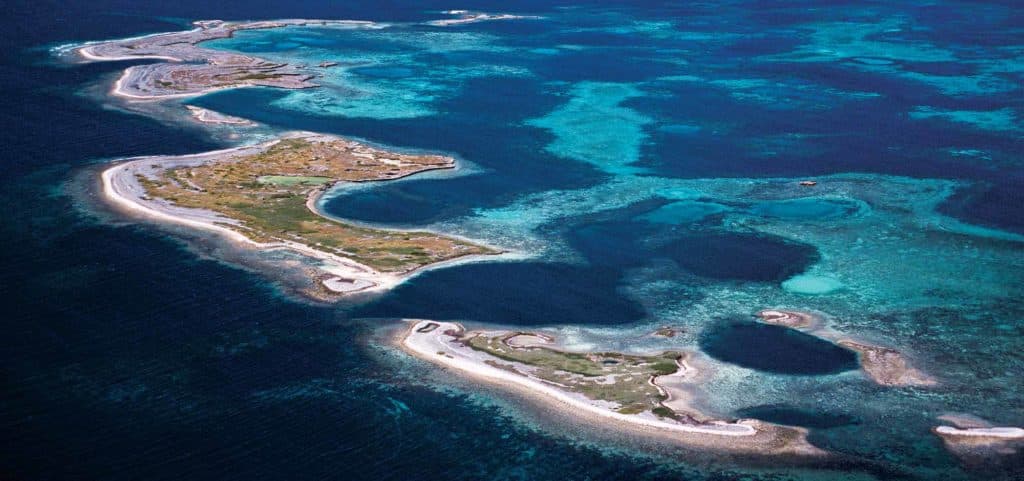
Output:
734,405,859,430
3,1,1023,480
353,262,645,325
699,321,859,375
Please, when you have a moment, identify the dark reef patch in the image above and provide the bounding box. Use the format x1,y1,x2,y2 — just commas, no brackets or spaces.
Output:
699,320,859,375
735,405,859,429
350,262,645,325
655,232,819,282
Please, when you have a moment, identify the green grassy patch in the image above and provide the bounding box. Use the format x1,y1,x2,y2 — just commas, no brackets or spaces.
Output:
256,175,333,186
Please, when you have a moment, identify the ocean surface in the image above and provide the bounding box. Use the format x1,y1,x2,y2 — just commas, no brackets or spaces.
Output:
2,1,1023,479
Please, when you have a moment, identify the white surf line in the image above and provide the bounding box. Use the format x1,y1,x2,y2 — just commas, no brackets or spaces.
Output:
402,320,757,437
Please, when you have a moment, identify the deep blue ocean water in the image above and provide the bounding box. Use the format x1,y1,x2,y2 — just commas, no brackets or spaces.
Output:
2,1,1023,480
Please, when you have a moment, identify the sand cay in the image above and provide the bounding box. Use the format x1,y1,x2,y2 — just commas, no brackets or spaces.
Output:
186,106,256,126
74,19,375,99
400,320,823,456
101,132,497,298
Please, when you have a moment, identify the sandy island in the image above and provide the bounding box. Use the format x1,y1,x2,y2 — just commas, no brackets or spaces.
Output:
400,320,824,455
426,10,542,27
101,132,498,298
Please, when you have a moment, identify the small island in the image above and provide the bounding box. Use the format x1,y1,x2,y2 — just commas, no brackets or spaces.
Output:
756,309,935,387
103,132,496,298
933,414,1024,468
73,19,375,99
401,320,823,455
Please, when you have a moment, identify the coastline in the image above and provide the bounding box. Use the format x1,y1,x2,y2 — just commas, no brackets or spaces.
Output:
99,133,506,299
398,320,825,456
756,309,937,387
70,19,376,100
66,18,508,302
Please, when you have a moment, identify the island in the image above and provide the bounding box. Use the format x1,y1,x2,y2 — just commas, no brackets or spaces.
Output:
401,320,823,455
69,19,503,299
72,19,375,99
102,132,496,298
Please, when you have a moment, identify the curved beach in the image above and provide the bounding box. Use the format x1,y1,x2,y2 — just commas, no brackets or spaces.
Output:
400,320,824,455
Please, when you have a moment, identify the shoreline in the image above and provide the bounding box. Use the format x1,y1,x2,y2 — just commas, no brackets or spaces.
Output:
398,320,825,456
70,19,374,100
70,20,509,302
99,134,505,299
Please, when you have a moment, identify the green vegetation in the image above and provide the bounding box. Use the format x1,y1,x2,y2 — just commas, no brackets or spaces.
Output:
138,136,495,272
256,175,333,186
465,332,683,415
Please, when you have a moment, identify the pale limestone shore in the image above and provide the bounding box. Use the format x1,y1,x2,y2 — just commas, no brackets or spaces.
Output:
399,320,824,456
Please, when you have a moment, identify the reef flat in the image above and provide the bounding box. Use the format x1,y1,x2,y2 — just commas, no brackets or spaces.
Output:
103,132,495,298
72,19,375,99
401,320,821,456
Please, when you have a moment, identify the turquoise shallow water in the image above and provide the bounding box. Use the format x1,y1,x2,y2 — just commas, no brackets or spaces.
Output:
5,1,1024,480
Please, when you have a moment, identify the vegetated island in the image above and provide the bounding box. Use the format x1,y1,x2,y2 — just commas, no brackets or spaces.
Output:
401,320,823,455
102,132,497,298
72,19,376,99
